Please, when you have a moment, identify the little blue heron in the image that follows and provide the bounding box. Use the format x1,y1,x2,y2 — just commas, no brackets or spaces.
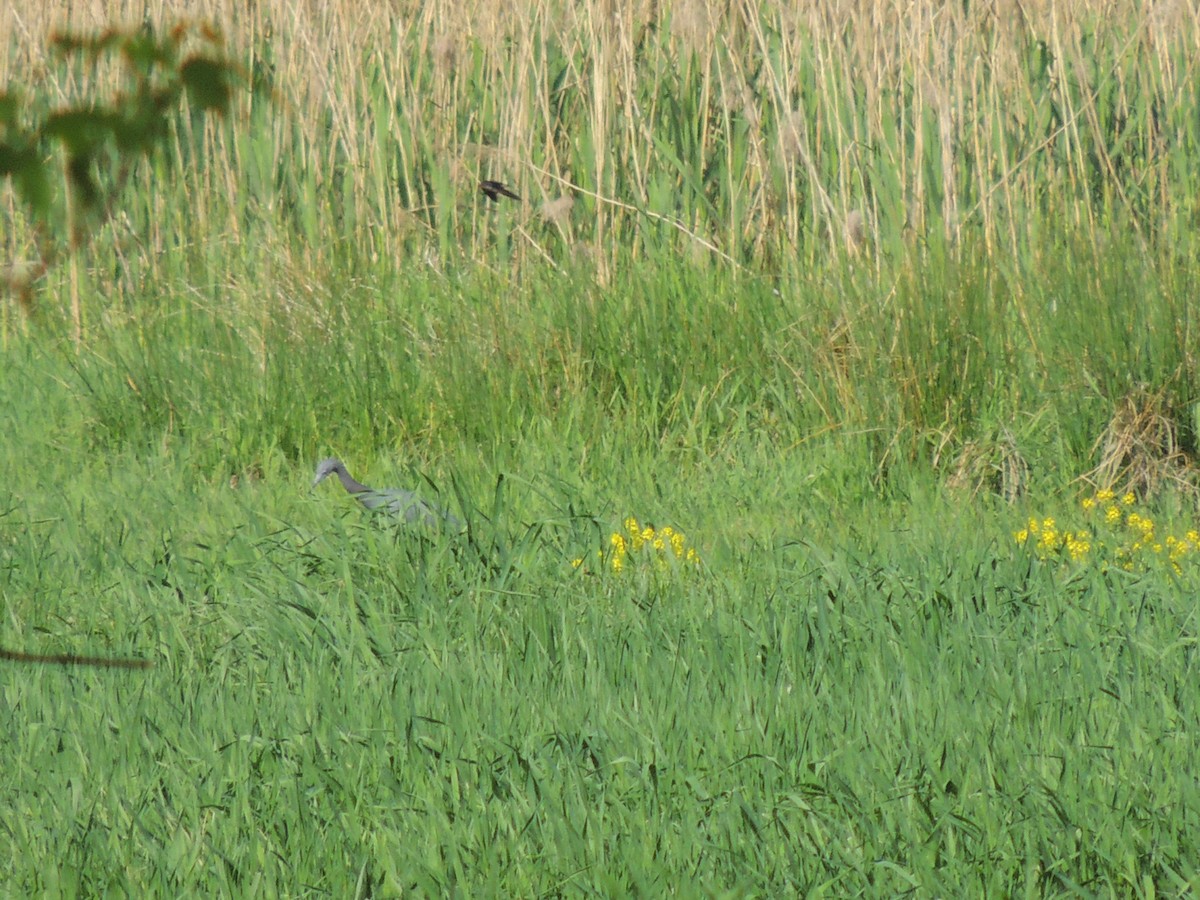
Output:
313,458,461,530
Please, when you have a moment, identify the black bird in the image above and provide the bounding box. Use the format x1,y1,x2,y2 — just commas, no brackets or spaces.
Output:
479,180,520,202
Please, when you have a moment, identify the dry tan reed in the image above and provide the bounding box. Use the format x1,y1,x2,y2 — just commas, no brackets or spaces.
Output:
1088,386,1199,500
3,0,1198,276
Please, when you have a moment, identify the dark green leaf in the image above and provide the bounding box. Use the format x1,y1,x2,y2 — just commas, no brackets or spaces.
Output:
67,155,100,210
43,109,117,157
15,159,52,218
0,141,51,220
0,92,20,127
0,140,34,176
110,100,172,155
120,31,176,73
180,57,234,114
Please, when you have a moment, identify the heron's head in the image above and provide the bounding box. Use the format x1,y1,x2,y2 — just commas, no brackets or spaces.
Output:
313,457,343,487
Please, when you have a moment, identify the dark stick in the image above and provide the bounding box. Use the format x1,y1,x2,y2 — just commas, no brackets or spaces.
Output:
0,647,153,669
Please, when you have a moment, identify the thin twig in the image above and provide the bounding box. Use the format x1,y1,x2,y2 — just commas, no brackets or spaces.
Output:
0,646,154,669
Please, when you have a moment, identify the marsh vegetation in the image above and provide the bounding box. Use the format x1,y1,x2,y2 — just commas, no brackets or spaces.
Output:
3,1,1199,893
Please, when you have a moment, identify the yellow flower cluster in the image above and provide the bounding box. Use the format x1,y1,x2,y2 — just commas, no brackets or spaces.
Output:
1016,489,1200,573
1014,516,1092,561
573,516,701,574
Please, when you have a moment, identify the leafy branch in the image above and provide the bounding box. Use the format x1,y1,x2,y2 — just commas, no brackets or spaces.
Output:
0,21,256,318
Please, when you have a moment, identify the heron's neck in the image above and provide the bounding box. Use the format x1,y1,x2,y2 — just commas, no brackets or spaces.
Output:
334,466,370,495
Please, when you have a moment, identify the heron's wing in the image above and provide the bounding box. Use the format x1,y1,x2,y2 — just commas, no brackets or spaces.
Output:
353,490,396,511
392,492,460,528
352,487,458,528
391,494,433,523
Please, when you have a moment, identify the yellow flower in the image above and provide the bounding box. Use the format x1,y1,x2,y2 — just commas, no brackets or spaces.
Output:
1037,529,1060,554
596,517,703,574
1122,492,1136,506
1065,535,1091,560
1126,513,1154,537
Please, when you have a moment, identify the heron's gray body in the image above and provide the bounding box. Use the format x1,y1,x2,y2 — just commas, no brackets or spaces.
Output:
313,457,460,529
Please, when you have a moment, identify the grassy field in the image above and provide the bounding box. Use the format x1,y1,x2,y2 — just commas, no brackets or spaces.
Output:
3,0,1200,895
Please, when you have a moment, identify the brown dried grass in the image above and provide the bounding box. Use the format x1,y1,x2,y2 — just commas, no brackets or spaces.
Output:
1086,387,1199,500
945,428,1030,502
3,0,1198,272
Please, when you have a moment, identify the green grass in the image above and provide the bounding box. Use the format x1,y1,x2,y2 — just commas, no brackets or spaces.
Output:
3,423,1200,894
4,249,1200,894
5,3,1200,894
